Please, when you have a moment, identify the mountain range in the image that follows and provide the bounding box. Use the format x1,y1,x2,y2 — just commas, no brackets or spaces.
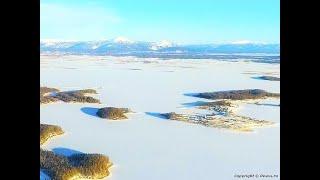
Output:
40,38,279,61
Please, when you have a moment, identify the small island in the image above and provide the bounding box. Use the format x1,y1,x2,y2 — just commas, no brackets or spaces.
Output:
155,89,280,132
40,124,64,145
193,89,280,100
40,149,112,180
97,107,131,120
256,76,280,81
40,87,100,104
160,111,274,132
40,123,113,180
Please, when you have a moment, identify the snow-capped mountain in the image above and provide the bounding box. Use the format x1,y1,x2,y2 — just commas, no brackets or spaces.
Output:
150,40,174,50
40,39,280,56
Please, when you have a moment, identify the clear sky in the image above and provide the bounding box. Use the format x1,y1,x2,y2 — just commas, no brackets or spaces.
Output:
40,0,280,44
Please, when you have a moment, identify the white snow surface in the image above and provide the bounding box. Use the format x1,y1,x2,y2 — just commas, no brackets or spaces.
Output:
40,55,280,180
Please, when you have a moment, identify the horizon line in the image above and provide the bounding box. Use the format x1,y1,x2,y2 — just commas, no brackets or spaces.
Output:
40,38,280,45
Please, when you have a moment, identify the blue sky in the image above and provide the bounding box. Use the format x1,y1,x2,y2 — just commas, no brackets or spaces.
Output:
40,0,280,44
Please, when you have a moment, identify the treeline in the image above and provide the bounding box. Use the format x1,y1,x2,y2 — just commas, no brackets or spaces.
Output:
55,91,100,103
40,87,60,95
195,89,280,100
40,87,100,104
40,87,60,104
198,100,232,107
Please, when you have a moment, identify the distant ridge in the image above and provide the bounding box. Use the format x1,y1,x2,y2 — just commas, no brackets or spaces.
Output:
40,39,279,62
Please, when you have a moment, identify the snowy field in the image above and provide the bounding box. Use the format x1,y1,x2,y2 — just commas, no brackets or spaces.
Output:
40,55,280,180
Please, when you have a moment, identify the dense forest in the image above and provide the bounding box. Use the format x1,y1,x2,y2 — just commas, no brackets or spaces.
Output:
194,89,280,100
40,87,100,104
